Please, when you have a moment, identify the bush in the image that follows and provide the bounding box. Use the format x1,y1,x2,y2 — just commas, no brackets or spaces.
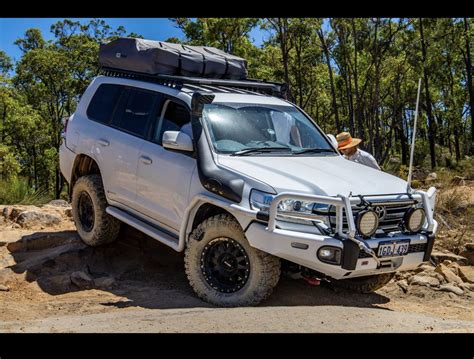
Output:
0,177,51,205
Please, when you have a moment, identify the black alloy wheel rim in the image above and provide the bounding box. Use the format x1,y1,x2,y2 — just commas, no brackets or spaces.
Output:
77,191,95,232
200,238,250,293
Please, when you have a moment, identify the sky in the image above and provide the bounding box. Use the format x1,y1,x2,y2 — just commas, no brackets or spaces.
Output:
0,18,268,63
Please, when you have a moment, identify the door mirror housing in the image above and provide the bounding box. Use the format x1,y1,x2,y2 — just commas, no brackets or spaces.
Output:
162,131,194,152
327,134,338,150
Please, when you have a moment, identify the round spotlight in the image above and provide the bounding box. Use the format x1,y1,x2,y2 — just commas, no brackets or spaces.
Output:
357,210,379,237
405,207,426,233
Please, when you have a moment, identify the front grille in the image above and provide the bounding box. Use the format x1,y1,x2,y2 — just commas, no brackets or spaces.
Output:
326,201,415,235
358,242,427,258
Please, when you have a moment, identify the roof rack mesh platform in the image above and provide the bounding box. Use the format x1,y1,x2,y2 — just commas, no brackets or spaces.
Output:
101,68,288,98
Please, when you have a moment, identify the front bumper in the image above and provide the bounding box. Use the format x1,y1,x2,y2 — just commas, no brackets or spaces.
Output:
246,222,436,279
243,188,438,280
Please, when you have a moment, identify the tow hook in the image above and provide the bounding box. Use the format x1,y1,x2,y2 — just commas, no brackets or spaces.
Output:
302,275,321,286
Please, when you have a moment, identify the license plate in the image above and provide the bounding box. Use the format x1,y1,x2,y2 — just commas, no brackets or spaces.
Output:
377,240,410,257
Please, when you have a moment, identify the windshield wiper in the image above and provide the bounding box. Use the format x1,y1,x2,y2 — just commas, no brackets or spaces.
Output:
230,147,292,156
292,148,335,155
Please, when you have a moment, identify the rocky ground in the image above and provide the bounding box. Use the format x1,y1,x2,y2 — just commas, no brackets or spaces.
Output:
0,194,473,333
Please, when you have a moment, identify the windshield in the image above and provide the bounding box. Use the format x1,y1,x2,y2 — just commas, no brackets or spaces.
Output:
202,103,335,155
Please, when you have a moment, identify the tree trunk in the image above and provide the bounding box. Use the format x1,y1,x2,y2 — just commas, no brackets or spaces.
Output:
317,28,341,132
463,18,474,153
419,18,437,169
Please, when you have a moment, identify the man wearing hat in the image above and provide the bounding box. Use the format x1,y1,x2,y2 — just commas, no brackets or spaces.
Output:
336,132,381,170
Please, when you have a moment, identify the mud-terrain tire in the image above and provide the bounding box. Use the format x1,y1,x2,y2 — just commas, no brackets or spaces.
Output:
185,214,280,307
71,174,121,247
331,272,395,293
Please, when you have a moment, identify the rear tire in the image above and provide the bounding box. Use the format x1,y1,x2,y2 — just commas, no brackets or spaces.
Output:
331,272,395,293
185,214,280,307
71,174,121,247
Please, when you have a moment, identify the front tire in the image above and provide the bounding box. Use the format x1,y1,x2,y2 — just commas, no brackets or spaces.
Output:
185,214,280,307
331,272,395,293
71,174,121,247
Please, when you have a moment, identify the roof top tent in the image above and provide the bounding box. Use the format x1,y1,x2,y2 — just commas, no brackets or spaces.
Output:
98,37,287,98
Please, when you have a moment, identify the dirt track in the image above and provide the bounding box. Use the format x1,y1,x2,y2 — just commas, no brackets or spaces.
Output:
0,204,473,333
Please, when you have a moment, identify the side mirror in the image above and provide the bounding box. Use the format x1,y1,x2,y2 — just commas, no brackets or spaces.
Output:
162,131,194,152
326,134,338,150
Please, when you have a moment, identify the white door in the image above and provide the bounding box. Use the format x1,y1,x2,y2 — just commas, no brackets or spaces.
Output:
135,99,196,231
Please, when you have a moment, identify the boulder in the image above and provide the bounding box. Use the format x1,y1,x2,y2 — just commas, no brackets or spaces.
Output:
459,251,474,266
47,199,70,207
94,277,116,290
70,271,94,289
397,279,409,293
438,283,464,296
431,250,468,265
37,274,72,294
458,266,474,284
2,207,10,219
15,211,61,228
434,264,464,285
464,243,474,252
0,284,9,292
408,275,440,287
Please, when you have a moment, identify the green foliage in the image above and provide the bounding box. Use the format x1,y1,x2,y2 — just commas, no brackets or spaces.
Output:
0,177,51,205
1,17,474,203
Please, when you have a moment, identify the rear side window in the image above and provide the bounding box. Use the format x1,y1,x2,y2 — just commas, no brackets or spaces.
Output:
87,84,123,124
113,89,158,137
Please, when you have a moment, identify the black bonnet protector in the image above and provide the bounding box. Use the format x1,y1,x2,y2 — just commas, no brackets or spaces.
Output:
191,92,244,203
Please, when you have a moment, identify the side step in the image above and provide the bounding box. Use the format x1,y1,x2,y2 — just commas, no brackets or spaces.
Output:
106,206,180,252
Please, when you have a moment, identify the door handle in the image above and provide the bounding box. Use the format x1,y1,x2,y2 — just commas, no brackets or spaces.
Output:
97,139,110,147
139,156,153,165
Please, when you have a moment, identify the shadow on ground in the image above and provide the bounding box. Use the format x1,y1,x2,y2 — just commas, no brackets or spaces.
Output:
6,225,391,310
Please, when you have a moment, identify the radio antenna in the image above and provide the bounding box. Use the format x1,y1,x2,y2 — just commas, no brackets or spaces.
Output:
407,78,422,192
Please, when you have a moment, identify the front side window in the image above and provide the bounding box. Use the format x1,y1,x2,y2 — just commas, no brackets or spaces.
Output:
202,103,335,155
153,100,191,144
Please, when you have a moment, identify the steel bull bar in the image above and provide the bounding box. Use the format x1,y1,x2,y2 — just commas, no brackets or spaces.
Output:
266,188,437,269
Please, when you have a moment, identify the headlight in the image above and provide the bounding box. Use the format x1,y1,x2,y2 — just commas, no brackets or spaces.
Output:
405,207,426,233
356,210,379,237
250,189,331,228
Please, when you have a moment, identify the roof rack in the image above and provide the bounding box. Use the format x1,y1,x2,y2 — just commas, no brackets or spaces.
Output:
101,68,288,98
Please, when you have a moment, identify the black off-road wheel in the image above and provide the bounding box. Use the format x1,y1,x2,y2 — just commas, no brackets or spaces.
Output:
71,174,121,247
185,214,281,307
331,272,395,293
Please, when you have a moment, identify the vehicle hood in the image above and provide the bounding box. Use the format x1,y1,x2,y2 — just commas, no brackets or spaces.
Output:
217,154,408,196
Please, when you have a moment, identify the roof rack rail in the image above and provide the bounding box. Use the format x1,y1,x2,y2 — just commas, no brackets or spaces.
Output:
101,68,288,98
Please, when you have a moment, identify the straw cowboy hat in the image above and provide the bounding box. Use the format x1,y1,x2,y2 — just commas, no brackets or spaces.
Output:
336,132,362,150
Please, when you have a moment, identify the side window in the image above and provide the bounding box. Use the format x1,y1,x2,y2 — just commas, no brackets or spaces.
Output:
86,84,123,124
153,100,191,143
113,89,158,138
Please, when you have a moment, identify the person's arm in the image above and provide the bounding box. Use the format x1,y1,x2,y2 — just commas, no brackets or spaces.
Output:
367,153,381,170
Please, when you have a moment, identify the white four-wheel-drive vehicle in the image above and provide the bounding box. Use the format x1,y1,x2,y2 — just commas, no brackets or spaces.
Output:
59,40,438,306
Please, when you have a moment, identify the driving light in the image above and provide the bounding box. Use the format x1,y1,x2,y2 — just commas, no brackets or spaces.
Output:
317,246,341,265
357,210,379,237
405,207,426,233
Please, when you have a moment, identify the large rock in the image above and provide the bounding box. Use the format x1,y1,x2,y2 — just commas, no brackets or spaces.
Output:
70,271,94,289
431,250,468,265
0,284,9,291
434,264,464,285
47,199,70,207
459,251,474,266
15,211,61,228
37,274,72,294
438,283,464,296
408,275,440,287
458,266,474,284
450,176,466,186
94,277,116,290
